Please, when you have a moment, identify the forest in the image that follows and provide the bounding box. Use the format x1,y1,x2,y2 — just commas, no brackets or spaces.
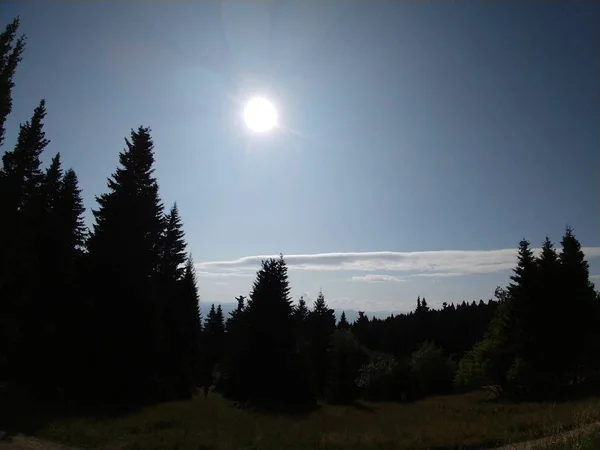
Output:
1,16,600,436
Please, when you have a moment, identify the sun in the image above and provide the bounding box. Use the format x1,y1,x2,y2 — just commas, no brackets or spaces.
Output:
243,97,278,133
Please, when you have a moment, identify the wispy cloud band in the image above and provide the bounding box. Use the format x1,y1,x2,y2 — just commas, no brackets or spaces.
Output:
195,247,600,279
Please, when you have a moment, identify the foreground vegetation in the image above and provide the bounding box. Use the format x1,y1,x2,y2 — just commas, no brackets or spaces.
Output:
5,391,596,450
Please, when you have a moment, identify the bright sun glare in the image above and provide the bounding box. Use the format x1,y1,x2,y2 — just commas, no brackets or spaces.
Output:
243,97,278,133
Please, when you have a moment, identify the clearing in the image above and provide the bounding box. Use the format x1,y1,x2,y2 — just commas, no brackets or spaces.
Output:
2,391,600,450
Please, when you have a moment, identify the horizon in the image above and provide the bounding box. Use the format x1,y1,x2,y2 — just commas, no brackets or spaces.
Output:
2,1,599,312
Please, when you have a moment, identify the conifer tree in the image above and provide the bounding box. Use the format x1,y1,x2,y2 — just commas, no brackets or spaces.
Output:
175,255,202,397
1,100,49,211
0,19,26,373
220,296,249,398
306,291,336,396
160,203,186,281
293,296,309,323
241,255,311,404
507,239,538,359
532,237,561,387
0,100,50,385
338,311,350,330
58,169,87,255
204,303,225,377
0,17,26,147
85,126,166,402
557,227,597,382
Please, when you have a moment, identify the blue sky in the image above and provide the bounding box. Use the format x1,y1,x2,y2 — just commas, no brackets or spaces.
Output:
2,1,599,313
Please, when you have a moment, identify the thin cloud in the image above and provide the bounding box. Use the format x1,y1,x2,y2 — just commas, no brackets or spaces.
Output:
591,274,600,280
352,274,406,283
195,270,253,278
195,247,600,278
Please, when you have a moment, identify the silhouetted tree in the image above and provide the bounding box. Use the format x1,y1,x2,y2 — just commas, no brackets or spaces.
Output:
237,255,311,405
0,17,26,147
85,126,167,402
306,291,336,396
557,227,597,383
0,100,50,385
204,303,225,387
174,255,202,397
338,311,350,330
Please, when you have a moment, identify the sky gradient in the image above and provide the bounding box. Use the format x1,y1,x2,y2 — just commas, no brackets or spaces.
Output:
2,1,599,313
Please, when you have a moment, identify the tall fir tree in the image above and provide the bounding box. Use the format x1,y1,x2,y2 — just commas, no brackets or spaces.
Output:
532,237,561,386
0,100,50,385
240,255,311,404
337,311,350,330
174,255,202,398
306,291,336,397
0,17,26,148
85,126,166,402
557,227,597,381
203,303,225,388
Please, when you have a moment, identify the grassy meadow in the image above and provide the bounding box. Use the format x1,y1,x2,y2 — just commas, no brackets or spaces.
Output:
10,390,599,450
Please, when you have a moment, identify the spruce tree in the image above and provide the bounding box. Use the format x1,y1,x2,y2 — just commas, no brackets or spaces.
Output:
293,296,309,323
557,227,597,382
204,303,225,380
532,237,561,388
53,167,87,395
220,296,249,398
85,126,166,402
0,19,26,374
0,100,50,385
338,311,350,330
58,169,87,255
1,100,49,211
306,291,336,397
160,203,186,280
242,255,310,404
158,204,197,399
0,17,26,148
175,255,202,397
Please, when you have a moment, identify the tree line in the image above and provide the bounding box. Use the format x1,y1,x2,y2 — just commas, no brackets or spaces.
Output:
1,18,599,410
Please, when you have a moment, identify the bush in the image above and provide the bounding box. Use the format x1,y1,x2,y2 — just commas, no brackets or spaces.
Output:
410,342,455,397
356,353,410,401
325,330,368,404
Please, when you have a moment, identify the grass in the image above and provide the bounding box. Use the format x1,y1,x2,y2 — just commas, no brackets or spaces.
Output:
11,391,600,450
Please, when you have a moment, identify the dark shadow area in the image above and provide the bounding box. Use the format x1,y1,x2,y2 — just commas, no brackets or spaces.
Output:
0,383,146,440
233,398,322,417
349,401,375,413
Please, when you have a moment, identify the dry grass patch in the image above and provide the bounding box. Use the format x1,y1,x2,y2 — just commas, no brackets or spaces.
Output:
30,391,600,450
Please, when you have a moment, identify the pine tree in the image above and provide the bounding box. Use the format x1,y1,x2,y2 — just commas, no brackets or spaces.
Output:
557,227,597,382
85,126,166,402
532,237,561,387
160,203,186,281
220,296,249,398
338,311,350,330
58,169,87,255
0,17,26,148
507,239,538,358
53,167,87,395
0,100,50,385
204,303,225,379
174,255,202,398
0,19,27,375
306,291,336,397
1,100,49,211
241,255,310,404
293,296,309,323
